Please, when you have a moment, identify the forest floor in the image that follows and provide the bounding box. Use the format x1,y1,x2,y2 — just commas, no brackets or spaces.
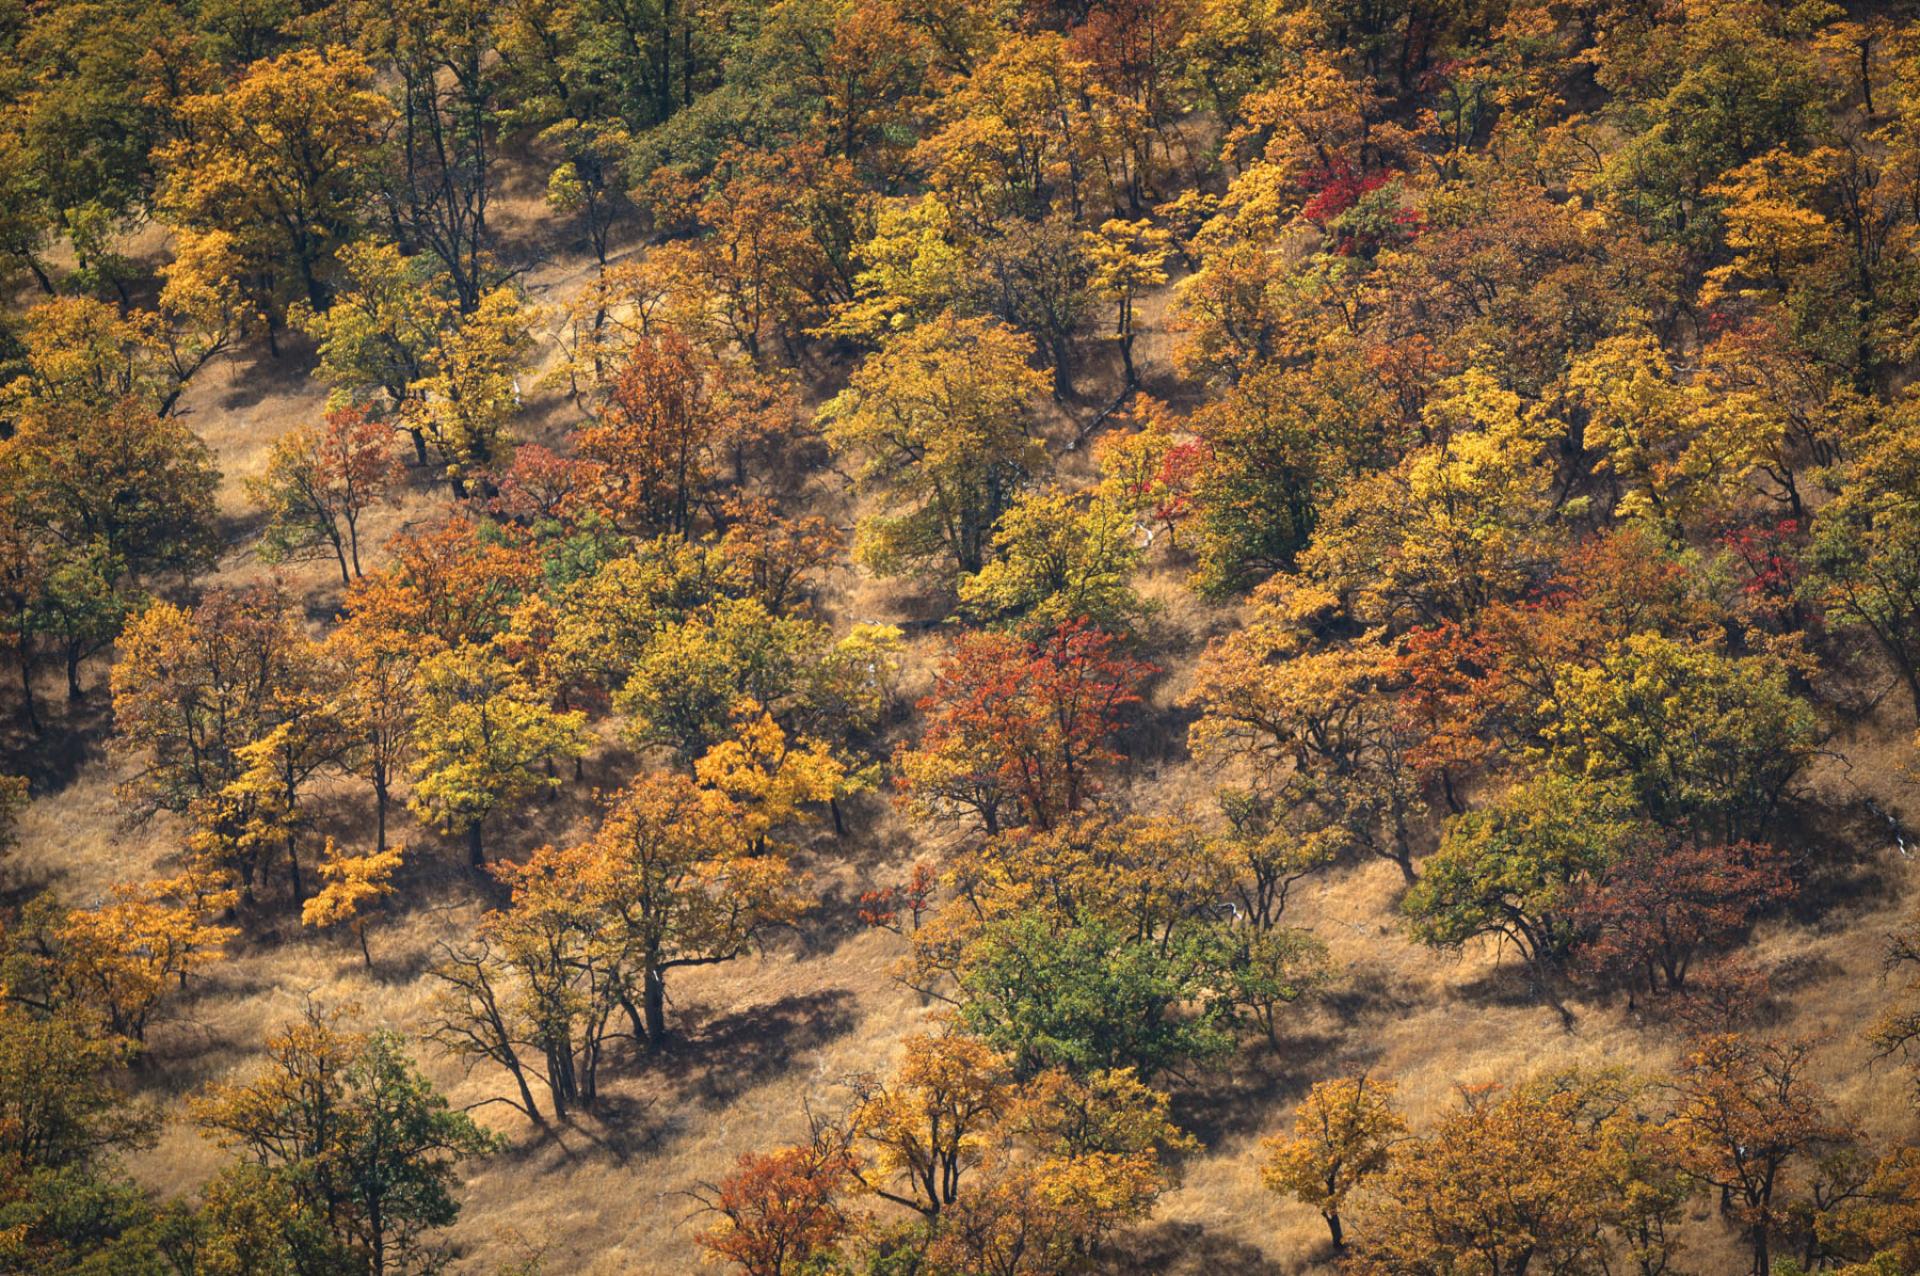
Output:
12,170,1920,1276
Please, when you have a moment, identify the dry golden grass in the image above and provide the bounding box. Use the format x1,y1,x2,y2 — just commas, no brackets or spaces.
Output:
12,166,1920,1276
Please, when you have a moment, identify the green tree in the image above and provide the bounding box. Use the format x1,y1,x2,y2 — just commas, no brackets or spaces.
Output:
193,1005,498,1276
1404,774,1640,976
956,913,1239,1080
958,484,1148,635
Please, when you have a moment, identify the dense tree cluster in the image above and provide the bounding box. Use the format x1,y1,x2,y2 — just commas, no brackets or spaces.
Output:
4,0,1920,1273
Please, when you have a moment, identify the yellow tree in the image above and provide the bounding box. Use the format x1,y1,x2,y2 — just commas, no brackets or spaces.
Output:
820,312,1046,581
406,642,586,867
156,47,392,315
52,875,238,1043
294,239,458,466
572,772,810,1046
302,841,405,967
1185,590,1424,881
407,284,534,497
323,614,425,853
1085,218,1170,387
1352,1073,1686,1276
693,713,847,853
848,1023,1014,1218
110,587,318,897
1261,1076,1406,1250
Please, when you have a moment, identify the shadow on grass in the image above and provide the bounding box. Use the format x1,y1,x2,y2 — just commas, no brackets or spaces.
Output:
666,986,860,1108
1164,1029,1366,1150
1097,1221,1290,1276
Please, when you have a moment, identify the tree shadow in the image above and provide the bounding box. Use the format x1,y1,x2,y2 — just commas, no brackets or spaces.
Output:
663,987,860,1108
203,340,319,414
793,884,876,958
1780,798,1905,930
1096,1221,1289,1276
0,684,115,799
1164,1030,1362,1149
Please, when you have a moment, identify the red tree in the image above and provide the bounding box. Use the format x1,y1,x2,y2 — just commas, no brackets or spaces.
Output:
1572,839,1796,995
896,620,1155,834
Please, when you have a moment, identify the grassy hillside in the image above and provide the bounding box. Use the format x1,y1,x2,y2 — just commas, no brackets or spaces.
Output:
6,3,1920,1275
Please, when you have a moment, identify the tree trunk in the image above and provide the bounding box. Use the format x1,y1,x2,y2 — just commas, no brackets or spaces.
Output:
286,833,304,902
17,635,38,735
643,965,667,1045
468,820,485,869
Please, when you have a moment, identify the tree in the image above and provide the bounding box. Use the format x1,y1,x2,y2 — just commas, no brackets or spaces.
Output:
1668,1034,1848,1276
1871,910,1920,1094
568,771,809,1045
110,588,318,894
303,842,406,968
38,877,237,1044
955,912,1241,1080
896,620,1153,834
0,1001,166,1273
1186,594,1425,880
573,331,740,537
295,239,458,464
29,537,140,706
325,614,425,853
406,284,533,496
1352,1073,1686,1276
917,1064,1192,1275
615,596,896,765
193,1005,497,1276
359,0,502,310
0,1003,147,1172
1185,360,1393,595
1085,218,1170,387
1809,414,1920,718
1571,839,1796,996
1405,774,1641,977
425,936,550,1129
695,1134,857,1276
248,408,400,585
406,642,586,867
347,515,539,648
1588,0,1825,253
1539,633,1817,844
848,1025,1013,1219
1262,1076,1406,1250
821,312,1046,581
157,47,392,315
1294,372,1559,628
6,394,222,585
543,119,631,270
958,484,1149,635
